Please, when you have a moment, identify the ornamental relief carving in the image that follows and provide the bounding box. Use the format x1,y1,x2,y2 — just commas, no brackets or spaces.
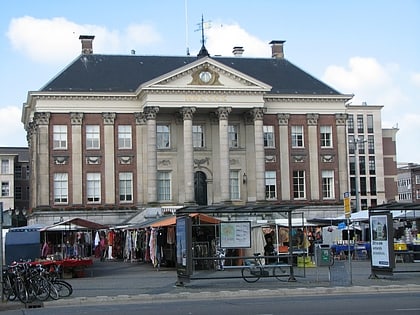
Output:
321,154,334,162
70,112,84,125
54,156,69,165
102,112,116,125
86,156,101,165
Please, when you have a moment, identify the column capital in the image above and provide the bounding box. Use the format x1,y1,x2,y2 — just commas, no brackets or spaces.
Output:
134,112,147,125
335,113,348,126
144,106,160,120
70,112,84,125
307,113,319,126
102,112,116,125
33,112,50,125
216,107,232,120
179,107,196,120
277,113,290,126
245,108,265,124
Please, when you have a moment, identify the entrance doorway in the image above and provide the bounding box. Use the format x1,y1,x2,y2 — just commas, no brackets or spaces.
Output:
194,171,207,205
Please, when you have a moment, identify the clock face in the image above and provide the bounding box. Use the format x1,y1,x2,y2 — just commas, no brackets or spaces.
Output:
199,71,212,83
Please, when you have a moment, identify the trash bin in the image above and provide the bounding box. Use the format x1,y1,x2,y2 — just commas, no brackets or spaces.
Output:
315,244,331,266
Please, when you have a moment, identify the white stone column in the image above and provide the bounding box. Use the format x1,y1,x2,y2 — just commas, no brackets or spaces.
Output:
250,108,266,202
180,107,196,204
277,114,290,200
102,113,116,204
145,106,159,204
336,113,349,197
34,112,50,207
70,113,84,205
135,112,147,205
307,113,319,200
216,107,231,202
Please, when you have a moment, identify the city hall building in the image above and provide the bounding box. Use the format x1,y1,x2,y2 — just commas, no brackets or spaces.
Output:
21,36,397,226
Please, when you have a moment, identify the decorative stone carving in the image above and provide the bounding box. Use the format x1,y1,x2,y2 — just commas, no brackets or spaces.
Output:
179,107,196,120
86,156,101,164
335,113,347,126
216,107,231,120
134,112,146,125
144,106,160,120
277,113,290,125
119,156,132,164
265,155,276,163
245,108,265,124
292,155,305,163
321,154,334,162
159,159,171,166
194,157,210,167
307,113,319,126
102,112,116,124
54,156,69,165
34,112,50,125
70,112,84,125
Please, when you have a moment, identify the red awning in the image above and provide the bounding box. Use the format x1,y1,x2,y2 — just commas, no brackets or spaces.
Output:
41,217,107,231
150,213,220,227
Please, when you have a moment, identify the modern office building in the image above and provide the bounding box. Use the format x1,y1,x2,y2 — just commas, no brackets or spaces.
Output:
21,35,397,226
398,163,420,203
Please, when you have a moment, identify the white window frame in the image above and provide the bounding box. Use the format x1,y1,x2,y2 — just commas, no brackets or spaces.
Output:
54,173,68,204
291,125,304,148
229,170,240,200
53,125,68,150
416,175,420,185
86,125,100,150
1,181,9,197
320,125,332,148
1,159,9,174
87,173,101,203
228,125,239,148
263,125,275,148
192,125,205,148
157,171,171,201
118,125,132,149
265,171,277,200
322,170,334,199
119,172,133,202
293,170,306,199
157,125,170,149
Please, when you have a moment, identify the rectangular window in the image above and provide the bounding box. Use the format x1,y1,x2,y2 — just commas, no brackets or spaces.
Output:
118,125,132,149
416,175,420,185
370,177,377,196
357,137,365,154
320,126,333,148
157,125,170,149
349,156,355,175
417,190,420,200
15,186,22,200
291,126,304,148
53,125,68,149
119,172,133,202
348,135,355,154
359,156,366,175
1,182,9,197
368,135,375,154
15,165,22,179
263,126,275,148
369,156,376,175
192,125,205,148
367,114,374,133
360,177,367,196
1,159,9,174
347,114,354,133
86,125,100,149
322,170,334,199
265,171,277,200
357,114,364,133
229,170,240,200
293,170,305,199
228,125,239,148
87,173,101,203
157,171,171,201
54,173,68,203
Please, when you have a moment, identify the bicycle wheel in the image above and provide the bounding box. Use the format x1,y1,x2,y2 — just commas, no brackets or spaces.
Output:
241,266,261,283
31,277,50,301
15,278,30,303
3,274,16,301
272,266,287,281
53,280,73,298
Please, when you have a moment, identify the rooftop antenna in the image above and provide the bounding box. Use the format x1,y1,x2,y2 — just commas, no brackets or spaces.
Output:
195,14,211,58
185,0,190,55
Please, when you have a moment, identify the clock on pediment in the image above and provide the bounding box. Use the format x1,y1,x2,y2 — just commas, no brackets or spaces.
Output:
190,68,221,86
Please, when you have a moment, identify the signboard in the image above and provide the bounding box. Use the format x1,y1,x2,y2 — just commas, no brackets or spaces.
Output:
370,212,394,272
220,221,251,248
176,216,192,277
343,192,351,218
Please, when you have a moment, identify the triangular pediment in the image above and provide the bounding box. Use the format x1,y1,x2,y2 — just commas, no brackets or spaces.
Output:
139,57,271,93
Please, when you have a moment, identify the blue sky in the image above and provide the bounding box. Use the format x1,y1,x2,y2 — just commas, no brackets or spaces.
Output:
1,0,419,163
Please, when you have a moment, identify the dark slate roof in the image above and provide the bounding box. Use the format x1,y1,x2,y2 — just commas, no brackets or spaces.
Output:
0,147,29,162
41,54,341,95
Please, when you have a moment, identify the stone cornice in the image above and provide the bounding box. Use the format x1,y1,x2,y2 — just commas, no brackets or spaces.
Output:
32,94,138,101
264,94,353,103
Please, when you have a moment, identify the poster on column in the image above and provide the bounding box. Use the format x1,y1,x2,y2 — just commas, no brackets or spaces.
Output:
370,213,394,269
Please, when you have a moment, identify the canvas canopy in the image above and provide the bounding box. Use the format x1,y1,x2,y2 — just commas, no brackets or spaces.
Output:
150,213,220,228
41,217,107,231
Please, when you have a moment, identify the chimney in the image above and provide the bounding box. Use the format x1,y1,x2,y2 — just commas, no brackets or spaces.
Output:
232,46,244,57
269,40,286,59
79,35,95,55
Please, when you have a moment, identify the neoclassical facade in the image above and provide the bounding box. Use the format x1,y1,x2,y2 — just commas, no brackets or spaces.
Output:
22,36,395,226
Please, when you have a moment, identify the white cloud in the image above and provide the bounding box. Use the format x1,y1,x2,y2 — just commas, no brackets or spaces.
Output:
0,106,27,147
6,16,162,64
206,22,270,57
411,72,420,88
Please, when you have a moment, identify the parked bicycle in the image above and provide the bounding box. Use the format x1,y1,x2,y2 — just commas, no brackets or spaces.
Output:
241,253,287,283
